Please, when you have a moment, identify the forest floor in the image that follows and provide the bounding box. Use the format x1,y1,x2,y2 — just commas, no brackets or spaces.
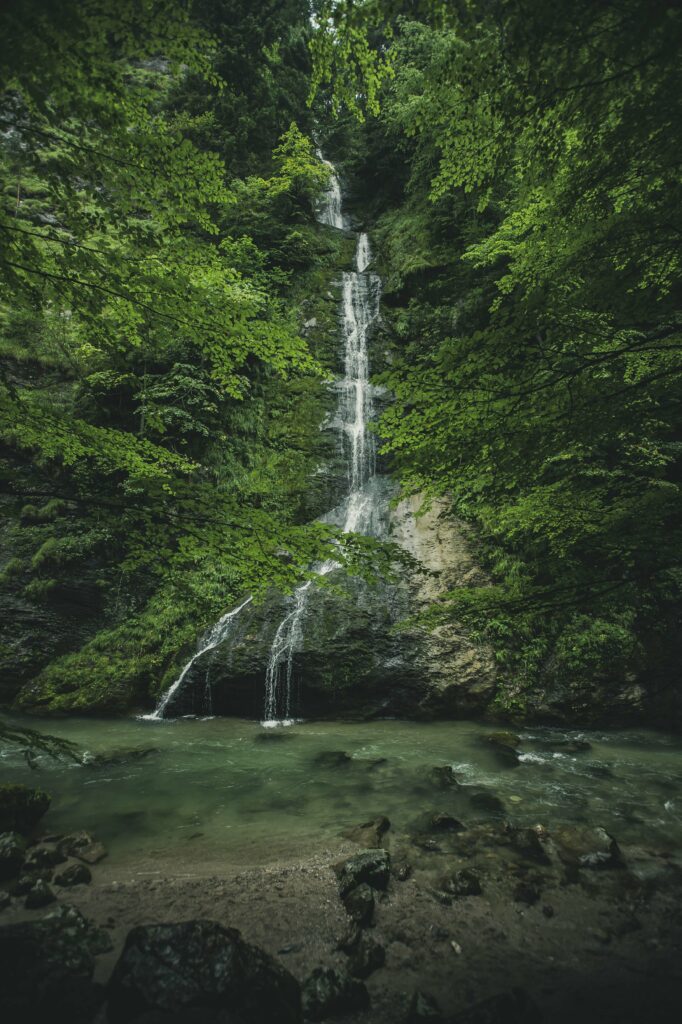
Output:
4,833,682,1024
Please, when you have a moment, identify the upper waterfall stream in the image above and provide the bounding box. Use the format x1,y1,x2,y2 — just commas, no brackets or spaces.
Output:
146,159,383,724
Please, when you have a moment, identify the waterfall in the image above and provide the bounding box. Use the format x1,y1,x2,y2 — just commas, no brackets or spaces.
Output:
262,174,382,723
141,597,253,721
146,155,381,723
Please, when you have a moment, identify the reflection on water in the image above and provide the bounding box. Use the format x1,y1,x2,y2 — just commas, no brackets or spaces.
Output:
1,715,680,869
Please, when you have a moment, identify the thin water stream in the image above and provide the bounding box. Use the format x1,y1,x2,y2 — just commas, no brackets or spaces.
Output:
2,715,680,873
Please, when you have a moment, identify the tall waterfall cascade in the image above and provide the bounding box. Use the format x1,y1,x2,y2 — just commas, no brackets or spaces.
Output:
145,158,383,723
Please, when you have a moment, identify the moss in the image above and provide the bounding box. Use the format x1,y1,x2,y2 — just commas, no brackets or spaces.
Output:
0,783,51,834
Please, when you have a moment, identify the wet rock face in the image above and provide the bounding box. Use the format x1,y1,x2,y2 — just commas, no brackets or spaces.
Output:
0,904,110,1024
107,920,302,1024
301,967,369,1021
553,825,622,869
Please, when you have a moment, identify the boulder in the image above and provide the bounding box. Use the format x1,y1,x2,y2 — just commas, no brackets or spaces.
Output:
0,784,50,834
54,863,92,887
0,904,110,1023
469,792,507,816
427,766,461,790
414,811,465,834
513,882,540,906
107,920,301,1024
24,878,56,909
313,751,352,768
553,825,622,869
0,831,27,879
301,967,369,1021
484,735,520,768
333,849,390,897
442,869,482,897
509,827,552,866
342,883,375,926
0,890,10,912
58,831,107,865
348,933,385,978
23,844,66,870
83,747,160,767
342,815,390,847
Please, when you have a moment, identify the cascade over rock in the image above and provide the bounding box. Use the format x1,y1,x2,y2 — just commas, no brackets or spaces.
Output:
152,158,496,722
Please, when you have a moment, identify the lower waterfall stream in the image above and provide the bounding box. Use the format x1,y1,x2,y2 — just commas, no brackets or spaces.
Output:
146,158,383,724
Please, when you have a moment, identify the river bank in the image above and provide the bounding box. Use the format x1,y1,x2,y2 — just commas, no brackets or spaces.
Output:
1,715,682,1021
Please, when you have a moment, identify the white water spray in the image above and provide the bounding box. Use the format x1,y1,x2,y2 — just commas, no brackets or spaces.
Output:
262,167,382,722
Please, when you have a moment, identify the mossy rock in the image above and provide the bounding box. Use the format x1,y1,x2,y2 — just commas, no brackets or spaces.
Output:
0,784,51,834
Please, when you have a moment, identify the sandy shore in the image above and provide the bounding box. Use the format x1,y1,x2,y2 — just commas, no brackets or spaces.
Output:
4,832,682,1023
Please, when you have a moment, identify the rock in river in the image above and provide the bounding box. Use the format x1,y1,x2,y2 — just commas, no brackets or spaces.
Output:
107,919,301,1024
24,878,56,909
343,815,390,847
348,933,385,978
57,830,107,864
553,825,622,869
343,882,375,926
302,966,369,1021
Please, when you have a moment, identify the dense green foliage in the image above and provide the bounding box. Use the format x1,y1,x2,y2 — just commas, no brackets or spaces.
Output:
316,0,682,712
0,0,357,711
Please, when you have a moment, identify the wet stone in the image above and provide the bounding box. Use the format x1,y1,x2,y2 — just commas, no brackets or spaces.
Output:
348,933,385,979
469,791,507,816
343,815,390,848
55,862,92,887
313,750,352,768
427,766,461,789
0,831,27,879
24,878,56,909
302,967,369,1021
107,919,301,1024
0,890,10,912
513,882,540,906
333,848,391,897
23,844,67,870
553,825,622,869
443,869,482,897
58,831,107,865
343,882,375,926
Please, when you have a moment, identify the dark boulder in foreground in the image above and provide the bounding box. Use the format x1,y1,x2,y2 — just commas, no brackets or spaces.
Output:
107,920,301,1024
0,784,50,834
0,903,110,1024
302,966,369,1021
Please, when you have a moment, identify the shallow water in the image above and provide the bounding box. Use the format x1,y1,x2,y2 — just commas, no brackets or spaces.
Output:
1,715,680,870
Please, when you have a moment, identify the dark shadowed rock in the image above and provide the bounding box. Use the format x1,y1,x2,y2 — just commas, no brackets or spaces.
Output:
313,750,352,768
469,792,507,816
302,967,369,1021
0,904,109,1023
442,869,482,897
509,827,552,865
333,848,390,897
348,933,385,978
343,883,375,926
0,890,10,912
23,844,66,870
449,988,542,1024
406,989,444,1022
0,831,27,879
513,882,540,906
484,734,521,768
55,862,92,886
57,831,107,864
107,920,301,1024
343,815,390,847
84,747,160,767
427,766,461,790
0,784,51,834
553,825,622,869
414,811,466,834
24,878,56,909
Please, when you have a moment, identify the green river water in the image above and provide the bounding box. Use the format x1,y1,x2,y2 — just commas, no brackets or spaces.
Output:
1,715,680,871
